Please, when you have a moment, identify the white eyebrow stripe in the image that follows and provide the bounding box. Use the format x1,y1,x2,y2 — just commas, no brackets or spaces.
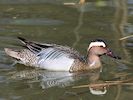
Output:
88,42,106,50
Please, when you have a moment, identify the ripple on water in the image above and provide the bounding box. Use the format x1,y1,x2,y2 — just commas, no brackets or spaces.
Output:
0,18,64,26
0,76,6,83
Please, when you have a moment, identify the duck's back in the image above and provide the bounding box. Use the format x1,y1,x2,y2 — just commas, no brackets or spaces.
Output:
5,37,84,71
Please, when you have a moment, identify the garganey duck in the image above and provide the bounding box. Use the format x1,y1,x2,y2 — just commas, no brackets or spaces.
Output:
4,37,121,72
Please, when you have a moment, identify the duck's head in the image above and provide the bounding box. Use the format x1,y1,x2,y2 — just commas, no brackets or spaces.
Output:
88,39,121,59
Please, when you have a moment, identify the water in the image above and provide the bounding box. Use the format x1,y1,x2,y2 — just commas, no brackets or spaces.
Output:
0,0,133,100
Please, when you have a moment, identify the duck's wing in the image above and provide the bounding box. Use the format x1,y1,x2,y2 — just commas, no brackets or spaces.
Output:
18,37,83,60
18,37,54,53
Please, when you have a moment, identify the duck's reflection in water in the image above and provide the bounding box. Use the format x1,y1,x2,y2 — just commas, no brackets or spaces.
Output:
10,69,106,95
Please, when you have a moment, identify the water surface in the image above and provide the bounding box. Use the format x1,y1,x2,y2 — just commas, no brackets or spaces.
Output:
0,0,133,100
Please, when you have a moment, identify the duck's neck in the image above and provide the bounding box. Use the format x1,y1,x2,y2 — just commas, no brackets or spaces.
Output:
87,53,102,69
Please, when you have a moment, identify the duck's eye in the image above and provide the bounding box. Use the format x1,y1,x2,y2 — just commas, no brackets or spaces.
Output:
100,45,104,47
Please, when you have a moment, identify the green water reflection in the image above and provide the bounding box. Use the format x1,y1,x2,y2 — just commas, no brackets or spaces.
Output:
0,0,133,100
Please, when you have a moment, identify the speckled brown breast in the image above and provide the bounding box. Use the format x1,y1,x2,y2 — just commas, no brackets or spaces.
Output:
69,59,102,73
69,59,87,72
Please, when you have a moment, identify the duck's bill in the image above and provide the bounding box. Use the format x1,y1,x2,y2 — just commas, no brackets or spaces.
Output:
106,49,121,59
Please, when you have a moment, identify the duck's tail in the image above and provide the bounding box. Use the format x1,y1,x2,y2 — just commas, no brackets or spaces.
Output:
4,48,38,67
4,48,21,60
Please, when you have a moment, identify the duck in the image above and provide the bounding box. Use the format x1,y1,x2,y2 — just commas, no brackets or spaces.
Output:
4,37,121,72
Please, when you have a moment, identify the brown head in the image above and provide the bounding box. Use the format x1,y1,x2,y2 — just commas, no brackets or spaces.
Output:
88,39,121,59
